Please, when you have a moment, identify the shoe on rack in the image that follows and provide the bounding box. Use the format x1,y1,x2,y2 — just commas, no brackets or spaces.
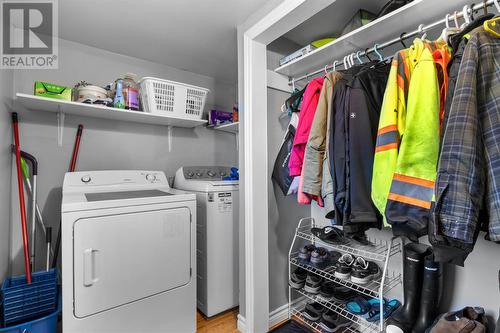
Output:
328,250,342,266
302,302,326,322
351,257,381,285
319,310,351,332
319,281,340,301
298,244,316,263
289,267,308,289
310,247,329,268
334,254,355,280
311,226,347,244
331,285,359,303
345,231,371,246
304,272,323,294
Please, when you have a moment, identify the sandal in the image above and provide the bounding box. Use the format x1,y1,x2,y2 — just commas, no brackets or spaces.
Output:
345,296,371,315
364,299,401,322
310,226,347,244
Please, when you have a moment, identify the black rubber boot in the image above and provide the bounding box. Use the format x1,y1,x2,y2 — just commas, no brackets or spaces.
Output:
386,243,431,333
412,251,443,333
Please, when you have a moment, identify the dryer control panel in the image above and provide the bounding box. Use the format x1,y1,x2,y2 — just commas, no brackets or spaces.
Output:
182,166,233,180
63,170,169,193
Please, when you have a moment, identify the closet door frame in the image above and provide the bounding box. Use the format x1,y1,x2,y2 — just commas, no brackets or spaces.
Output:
238,1,336,331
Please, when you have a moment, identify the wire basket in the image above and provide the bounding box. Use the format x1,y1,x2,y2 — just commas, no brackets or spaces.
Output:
139,77,209,120
1,269,58,327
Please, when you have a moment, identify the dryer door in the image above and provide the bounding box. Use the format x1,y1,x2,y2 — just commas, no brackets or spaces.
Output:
73,207,192,318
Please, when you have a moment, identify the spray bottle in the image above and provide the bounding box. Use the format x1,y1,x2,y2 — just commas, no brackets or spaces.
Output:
114,79,125,109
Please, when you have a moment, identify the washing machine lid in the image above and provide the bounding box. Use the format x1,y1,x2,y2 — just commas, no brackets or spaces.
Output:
62,170,195,212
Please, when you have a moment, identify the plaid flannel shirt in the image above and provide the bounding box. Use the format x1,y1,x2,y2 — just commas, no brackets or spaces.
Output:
431,26,500,265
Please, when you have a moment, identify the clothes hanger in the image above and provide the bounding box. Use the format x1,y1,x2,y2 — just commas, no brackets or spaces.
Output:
418,24,428,40
441,13,461,43
343,55,349,70
349,53,355,67
356,51,363,64
484,0,500,37
453,11,460,29
364,48,372,61
324,64,329,75
399,32,407,48
333,60,339,72
373,44,383,62
461,5,472,28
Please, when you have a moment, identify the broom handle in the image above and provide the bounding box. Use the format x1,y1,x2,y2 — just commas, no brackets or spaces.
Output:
12,113,31,283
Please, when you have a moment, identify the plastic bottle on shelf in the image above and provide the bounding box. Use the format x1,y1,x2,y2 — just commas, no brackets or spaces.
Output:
122,73,140,111
113,79,125,109
232,103,238,122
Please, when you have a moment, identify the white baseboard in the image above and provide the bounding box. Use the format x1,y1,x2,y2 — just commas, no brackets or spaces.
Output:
237,303,289,333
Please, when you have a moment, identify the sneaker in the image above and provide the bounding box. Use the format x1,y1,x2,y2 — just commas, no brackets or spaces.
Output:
319,281,339,301
334,254,355,280
319,310,351,332
351,257,381,285
331,285,359,303
289,267,308,289
298,244,316,263
304,272,323,294
310,247,329,268
328,250,342,266
302,302,326,322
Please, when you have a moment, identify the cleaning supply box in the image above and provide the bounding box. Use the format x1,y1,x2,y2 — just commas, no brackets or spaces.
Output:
34,81,72,101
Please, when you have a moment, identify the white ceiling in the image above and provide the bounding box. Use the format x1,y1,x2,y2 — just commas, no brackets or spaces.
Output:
59,0,271,83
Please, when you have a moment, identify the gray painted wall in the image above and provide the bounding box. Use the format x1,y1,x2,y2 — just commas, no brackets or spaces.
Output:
0,69,13,281
267,88,310,311
7,38,238,274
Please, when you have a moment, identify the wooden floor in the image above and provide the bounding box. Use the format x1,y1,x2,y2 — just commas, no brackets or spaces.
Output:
197,308,240,333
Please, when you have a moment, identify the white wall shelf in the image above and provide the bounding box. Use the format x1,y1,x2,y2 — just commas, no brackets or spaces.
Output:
275,0,472,78
15,93,208,128
208,122,239,133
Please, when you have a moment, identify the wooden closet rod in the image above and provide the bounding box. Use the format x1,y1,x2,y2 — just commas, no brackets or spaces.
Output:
289,0,497,85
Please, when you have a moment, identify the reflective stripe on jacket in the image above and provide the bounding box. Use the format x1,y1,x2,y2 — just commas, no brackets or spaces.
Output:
372,39,443,239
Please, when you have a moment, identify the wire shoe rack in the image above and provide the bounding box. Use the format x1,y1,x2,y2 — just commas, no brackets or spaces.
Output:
288,218,403,332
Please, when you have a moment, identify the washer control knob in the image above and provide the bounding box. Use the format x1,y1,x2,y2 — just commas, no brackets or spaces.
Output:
196,172,203,177
146,174,156,182
187,172,194,178
81,175,91,183
207,171,216,177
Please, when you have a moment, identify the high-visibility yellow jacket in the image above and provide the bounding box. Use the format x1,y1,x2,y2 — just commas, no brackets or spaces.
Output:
371,39,443,239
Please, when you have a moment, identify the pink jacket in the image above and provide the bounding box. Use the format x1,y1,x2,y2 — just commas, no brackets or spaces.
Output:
289,77,324,177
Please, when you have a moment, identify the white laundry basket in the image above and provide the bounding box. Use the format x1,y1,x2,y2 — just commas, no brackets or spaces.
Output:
139,77,209,120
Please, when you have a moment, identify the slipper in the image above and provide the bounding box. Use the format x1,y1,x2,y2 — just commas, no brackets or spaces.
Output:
310,226,347,244
364,299,401,322
345,296,371,315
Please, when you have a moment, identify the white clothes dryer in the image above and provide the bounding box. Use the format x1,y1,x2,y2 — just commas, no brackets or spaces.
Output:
61,170,196,333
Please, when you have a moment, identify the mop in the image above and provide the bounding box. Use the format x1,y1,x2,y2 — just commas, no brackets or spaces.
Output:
52,124,84,269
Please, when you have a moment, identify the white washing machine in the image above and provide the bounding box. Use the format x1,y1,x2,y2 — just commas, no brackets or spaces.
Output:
61,170,196,333
174,166,238,317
